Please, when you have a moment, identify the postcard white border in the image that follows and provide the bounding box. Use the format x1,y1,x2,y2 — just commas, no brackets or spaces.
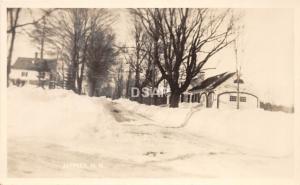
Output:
0,0,299,185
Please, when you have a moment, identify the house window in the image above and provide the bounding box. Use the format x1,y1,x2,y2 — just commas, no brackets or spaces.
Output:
21,72,28,77
229,95,237,101
39,72,45,78
240,96,247,102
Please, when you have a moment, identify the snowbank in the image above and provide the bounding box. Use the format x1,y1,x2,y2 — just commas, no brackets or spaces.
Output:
113,98,196,127
186,109,294,157
114,98,294,157
8,87,294,158
8,86,116,145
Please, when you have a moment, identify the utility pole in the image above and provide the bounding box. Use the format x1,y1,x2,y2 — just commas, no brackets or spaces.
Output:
234,39,240,110
38,16,46,88
40,16,46,62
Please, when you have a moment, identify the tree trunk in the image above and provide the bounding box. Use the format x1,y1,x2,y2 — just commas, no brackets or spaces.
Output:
169,91,181,108
62,57,65,88
135,65,140,88
125,69,132,98
72,62,78,93
88,80,96,97
138,87,143,103
77,79,82,95
7,8,21,87
7,29,16,87
77,62,85,95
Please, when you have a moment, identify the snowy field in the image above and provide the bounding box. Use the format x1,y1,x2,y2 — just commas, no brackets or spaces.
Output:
7,86,294,178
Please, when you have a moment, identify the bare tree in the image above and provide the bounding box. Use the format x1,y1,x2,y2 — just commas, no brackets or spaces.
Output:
131,8,237,107
113,62,125,99
123,16,148,100
86,29,117,97
124,15,164,103
125,67,133,98
28,14,57,88
7,8,56,86
7,8,20,87
46,9,115,94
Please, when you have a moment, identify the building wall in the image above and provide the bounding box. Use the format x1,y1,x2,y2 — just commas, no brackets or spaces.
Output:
217,92,258,109
10,69,39,81
184,76,258,109
10,69,51,83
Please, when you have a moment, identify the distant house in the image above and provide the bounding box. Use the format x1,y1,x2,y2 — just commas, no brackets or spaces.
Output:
10,53,59,88
180,72,259,109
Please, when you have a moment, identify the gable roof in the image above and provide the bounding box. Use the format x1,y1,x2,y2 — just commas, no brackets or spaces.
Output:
12,57,57,72
188,72,236,92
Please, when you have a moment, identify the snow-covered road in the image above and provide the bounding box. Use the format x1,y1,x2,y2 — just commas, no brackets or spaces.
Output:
7,87,294,178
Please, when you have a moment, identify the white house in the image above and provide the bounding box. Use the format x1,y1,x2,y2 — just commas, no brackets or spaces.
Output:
10,53,58,88
181,72,259,109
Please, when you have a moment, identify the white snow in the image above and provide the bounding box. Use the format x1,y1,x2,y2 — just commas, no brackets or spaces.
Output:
7,86,294,178
114,98,293,156
187,109,293,156
9,86,113,142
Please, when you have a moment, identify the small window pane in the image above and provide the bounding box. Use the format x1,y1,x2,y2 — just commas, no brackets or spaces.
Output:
21,72,28,77
230,96,237,101
39,72,45,78
240,96,247,102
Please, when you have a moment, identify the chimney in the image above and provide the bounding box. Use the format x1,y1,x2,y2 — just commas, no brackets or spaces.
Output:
31,52,38,64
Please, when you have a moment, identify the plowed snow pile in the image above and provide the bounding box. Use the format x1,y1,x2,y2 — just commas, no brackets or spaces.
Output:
9,87,294,157
7,87,294,178
114,98,294,157
186,109,293,156
8,86,117,145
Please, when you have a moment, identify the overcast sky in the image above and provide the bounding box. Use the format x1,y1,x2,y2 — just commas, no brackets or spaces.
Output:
11,8,294,106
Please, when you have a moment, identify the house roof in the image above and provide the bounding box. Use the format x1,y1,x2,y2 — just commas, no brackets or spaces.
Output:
188,72,236,92
12,57,57,72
